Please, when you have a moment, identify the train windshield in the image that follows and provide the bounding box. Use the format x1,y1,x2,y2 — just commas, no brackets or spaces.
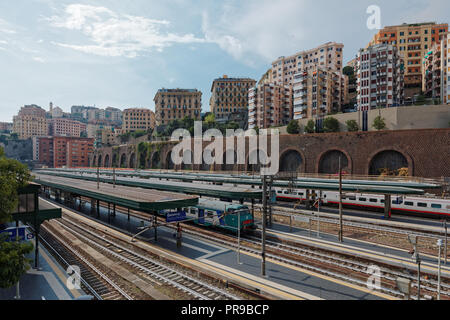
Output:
228,207,250,217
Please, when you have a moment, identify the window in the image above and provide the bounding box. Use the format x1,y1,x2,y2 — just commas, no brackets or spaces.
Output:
359,198,367,202
417,203,427,208
404,201,414,206
431,204,442,209
370,199,378,203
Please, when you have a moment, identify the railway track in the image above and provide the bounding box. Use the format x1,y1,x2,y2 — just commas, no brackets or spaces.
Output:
39,226,133,300
85,199,450,299
52,216,241,300
43,195,449,299
166,222,450,300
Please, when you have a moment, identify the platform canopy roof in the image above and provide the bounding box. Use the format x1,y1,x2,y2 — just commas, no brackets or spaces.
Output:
35,170,262,200
38,169,432,195
34,174,199,212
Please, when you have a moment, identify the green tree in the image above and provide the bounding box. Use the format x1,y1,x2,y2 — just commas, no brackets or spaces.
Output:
346,120,359,132
0,239,33,288
0,146,33,289
9,133,18,140
323,117,340,133
372,116,386,131
204,113,216,125
286,120,301,134
304,120,315,134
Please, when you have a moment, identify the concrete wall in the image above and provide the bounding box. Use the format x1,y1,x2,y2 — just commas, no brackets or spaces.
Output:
293,104,450,132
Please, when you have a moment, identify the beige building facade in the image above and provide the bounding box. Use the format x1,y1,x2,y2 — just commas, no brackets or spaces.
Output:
293,67,349,120
369,22,448,91
248,83,292,129
122,108,155,133
271,42,344,88
13,105,48,139
154,89,202,126
210,75,256,120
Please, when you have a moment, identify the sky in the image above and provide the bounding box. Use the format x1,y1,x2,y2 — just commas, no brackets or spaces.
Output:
0,0,449,122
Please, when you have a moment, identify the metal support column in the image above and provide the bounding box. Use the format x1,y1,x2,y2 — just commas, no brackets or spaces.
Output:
97,200,100,218
261,175,267,277
251,199,255,221
34,223,40,270
108,203,111,224
268,176,273,227
154,214,158,242
128,208,130,221
384,194,392,219
338,157,343,243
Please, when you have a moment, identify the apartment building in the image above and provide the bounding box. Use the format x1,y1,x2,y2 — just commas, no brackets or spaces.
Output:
447,34,450,104
271,42,344,88
34,136,93,168
293,67,348,120
35,136,54,167
48,118,87,137
0,122,12,132
356,44,405,111
12,105,48,139
422,37,448,103
368,22,448,91
248,83,292,129
122,108,155,133
210,75,256,120
53,137,94,168
154,89,202,126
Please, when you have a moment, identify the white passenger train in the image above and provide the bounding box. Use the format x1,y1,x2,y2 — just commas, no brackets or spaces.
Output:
274,188,450,218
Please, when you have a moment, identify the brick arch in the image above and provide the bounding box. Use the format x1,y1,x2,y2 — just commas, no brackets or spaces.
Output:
92,155,97,168
316,148,353,174
120,153,127,168
279,147,306,173
150,151,160,169
163,150,174,170
245,148,268,173
366,147,414,176
104,154,110,168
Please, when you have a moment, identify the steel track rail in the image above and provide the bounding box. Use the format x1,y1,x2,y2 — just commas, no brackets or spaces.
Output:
40,225,133,300
55,217,240,300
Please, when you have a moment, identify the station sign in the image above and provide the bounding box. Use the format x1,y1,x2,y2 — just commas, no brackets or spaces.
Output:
0,226,34,242
165,210,187,223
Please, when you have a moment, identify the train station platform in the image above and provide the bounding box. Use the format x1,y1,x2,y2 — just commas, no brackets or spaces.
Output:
0,239,85,300
44,198,396,300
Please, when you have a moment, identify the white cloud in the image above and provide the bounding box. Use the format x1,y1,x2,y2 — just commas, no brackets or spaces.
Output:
0,18,16,34
201,0,310,64
32,56,46,63
48,4,206,58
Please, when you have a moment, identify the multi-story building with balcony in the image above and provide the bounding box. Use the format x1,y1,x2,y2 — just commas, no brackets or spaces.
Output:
122,108,155,133
447,34,450,104
48,118,87,137
293,67,348,120
368,22,448,93
271,42,344,88
154,89,202,126
210,75,256,120
422,37,448,104
356,44,405,111
248,83,292,129
12,105,48,139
